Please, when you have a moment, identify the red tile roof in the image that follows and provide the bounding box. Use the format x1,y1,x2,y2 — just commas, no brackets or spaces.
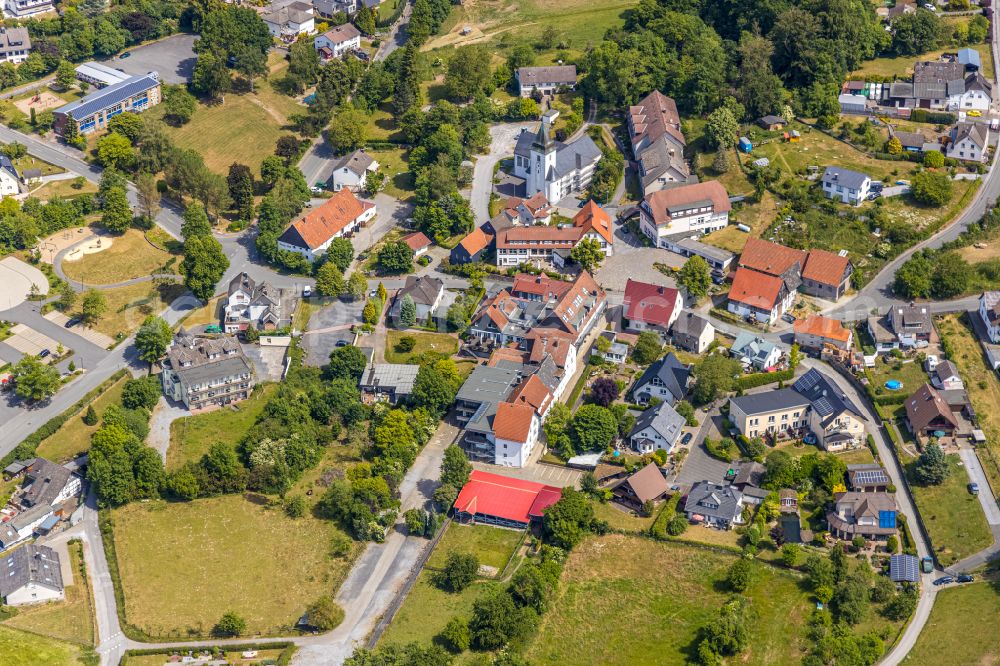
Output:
282,188,372,250
495,225,583,249
512,274,573,300
527,328,574,367
458,227,493,256
729,268,785,311
402,231,431,252
574,200,614,245
454,470,562,524
508,374,553,416
487,346,530,367
738,237,807,277
494,401,536,443
629,90,686,149
794,314,852,343
643,181,731,228
802,249,851,288
623,279,681,328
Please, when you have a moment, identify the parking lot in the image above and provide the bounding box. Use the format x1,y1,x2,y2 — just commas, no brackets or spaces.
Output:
5,323,63,362
44,311,114,348
301,298,363,366
101,33,196,84
472,460,582,488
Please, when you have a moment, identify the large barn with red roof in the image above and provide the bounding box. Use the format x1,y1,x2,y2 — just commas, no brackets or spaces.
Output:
453,470,563,528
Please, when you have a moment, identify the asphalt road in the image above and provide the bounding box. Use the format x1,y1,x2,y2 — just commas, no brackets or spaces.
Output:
374,0,412,63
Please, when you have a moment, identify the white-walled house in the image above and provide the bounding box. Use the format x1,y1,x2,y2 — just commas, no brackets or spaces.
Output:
262,1,315,43
947,122,990,163
492,402,541,467
821,166,871,206
0,156,20,197
277,188,376,262
329,149,379,192
627,401,685,455
980,291,1000,343
0,545,63,606
954,72,992,112
638,180,731,247
512,111,601,203
315,23,361,60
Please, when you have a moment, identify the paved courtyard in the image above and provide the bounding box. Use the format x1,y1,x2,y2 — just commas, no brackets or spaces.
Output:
301,298,364,366
243,342,288,382
595,245,681,294
100,33,196,84
472,460,582,488
0,256,48,312
5,323,63,360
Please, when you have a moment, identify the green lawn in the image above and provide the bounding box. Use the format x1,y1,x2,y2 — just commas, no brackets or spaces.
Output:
167,383,277,470
425,524,524,571
35,375,129,463
903,581,1000,665
125,648,289,666
384,330,458,363
908,454,993,567
852,45,995,84
110,494,359,638
369,147,414,201
88,282,187,340
62,229,177,286
524,534,813,665
4,541,95,646
591,500,658,533
0,626,88,666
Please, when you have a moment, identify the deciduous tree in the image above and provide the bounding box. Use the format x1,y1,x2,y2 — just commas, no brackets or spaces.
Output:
12,356,60,402
80,289,107,326
181,234,229,301
677,255,712,301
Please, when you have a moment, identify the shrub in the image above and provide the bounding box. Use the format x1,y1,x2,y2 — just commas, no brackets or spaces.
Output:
667,513,689,536
439,616,471,652
437,552,479,592
214,611,246,637
396,335,417,352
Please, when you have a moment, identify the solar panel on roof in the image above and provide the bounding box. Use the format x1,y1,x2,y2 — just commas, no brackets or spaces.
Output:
813,397,833,415
796,371,820,390
853,470,889,485
879,510,897,529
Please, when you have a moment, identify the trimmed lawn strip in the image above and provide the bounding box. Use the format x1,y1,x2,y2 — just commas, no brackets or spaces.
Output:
110,495,359,639
177,295,224,329
907,454,993,567
62,229,176,286
524,534,812,665
937,313,1000,494
903,581,1000,665
0,626,85,666
591,500,657,533
167,383,277,471
384,329,458,363
425,524,524,571
124,647,290,666
4,540,96,646
28,178,98,202
88,282,187,340
35,375,129,463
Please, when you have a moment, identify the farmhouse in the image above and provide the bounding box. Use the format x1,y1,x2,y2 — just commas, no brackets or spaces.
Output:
0,545,63,606
621,279,683,335
263,1,315,42
160,330,255,411
627,401,685,454
513,111,601,203
821,166,871,206
516,65,577,97
638,180,731,247
328,149,379,192
358,363,419,404
453,470,562,528
54,73,162,135
946,122,990,163
314,22,361,60
277,188,376,262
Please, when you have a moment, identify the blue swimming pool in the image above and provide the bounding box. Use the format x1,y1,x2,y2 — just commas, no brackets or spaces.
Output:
885,380,903,391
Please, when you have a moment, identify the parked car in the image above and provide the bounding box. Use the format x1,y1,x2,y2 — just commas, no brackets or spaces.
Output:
37,349,50,358
681,432,693,446
922,3,935,9
120,51,131,58
310,186,323,194
958,574,974,583
933,576,954,586
64,317,80,328
968,110,982,117
921,557,934,574
866,193,880,201
335,339,349,347
781,313,796,324
353,49,370,62
969,482,980,495
303,285,312,298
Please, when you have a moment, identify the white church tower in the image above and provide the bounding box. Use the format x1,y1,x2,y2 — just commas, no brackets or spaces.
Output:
528,109,559,200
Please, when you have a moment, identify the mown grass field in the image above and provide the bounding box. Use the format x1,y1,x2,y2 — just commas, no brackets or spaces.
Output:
111,494,359,638
524,534,813,666
35,375,129,463
28,178,99,202
0,626,87,666
385,330,458,363
904,581,1000,665
62,229,176,286
167,383,277,470
591,499,658,533
89,282,187,339
425,524,523,571
908,454,993,567
149,54,304,175
179,295,225,329
4,541,95,646
937,313,1000,493
852,44,995,82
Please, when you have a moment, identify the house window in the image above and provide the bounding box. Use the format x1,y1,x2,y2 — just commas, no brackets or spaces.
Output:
768,415,775,423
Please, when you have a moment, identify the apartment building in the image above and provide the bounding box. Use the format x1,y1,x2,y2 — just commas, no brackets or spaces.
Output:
54,73,161,135
160,331,255,411
638,180,731,247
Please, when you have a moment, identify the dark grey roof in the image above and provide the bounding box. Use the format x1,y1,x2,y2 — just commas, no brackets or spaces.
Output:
171,355,252,386
550,133,602,180
457,365,519,434
0,27,29,52
334,149,376,178
11,503,52,531
638,135,690,187
742,486,770,500
847,464,890,489
822,166,870,190
730,388,810,416
792,368,865,424
517,65,577,87
633,353,689,404
671,311,711,338
684,481,743,521
21,458,72,508
628,401,685,446
889,82,914,98
673,237,733,264
532,354,561,394
396,275,443,307
0,522,17,547
0,155,18,182
359,363,419,394
889,554,920,583
758,115,786,126
0,544,63,599
57,73,160,120
893,130,927,149
888,304,932,337
732,461,765,488
966,72,992,94
952,121,989,149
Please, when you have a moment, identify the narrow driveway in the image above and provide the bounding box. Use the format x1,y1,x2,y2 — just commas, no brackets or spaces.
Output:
374,0,412,62
946,446,1000,572
470,123,533,224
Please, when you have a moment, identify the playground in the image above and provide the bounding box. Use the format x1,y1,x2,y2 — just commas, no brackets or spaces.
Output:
62,235,115,263
13,90,66,116
37,227,89,264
